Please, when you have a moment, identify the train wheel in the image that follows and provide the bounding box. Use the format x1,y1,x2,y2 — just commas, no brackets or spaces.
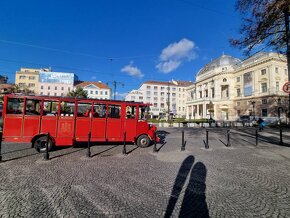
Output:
33,136,53,153
137,135,150,148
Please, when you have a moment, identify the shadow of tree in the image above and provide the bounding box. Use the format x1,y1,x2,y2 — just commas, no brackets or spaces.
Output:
164,155,195,218
179,162,209,218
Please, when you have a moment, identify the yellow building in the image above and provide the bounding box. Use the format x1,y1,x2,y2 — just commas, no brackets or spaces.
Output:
186,52,288,122
15,68,50,94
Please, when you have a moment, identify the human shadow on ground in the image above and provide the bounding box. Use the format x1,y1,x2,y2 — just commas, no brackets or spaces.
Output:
179,162,209,218
164,156,209,218
164,155,194,218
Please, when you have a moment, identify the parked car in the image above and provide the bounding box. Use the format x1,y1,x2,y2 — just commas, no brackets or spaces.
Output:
237,115,251,122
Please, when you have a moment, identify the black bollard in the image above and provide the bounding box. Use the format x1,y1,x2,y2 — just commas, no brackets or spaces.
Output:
123,132,127,155
227,130,231,147
280,128,283,145
0,131,2,162
153,131,157,153
205,130,209,149
86,132,91,158
181,130,185,151
256,129,258,146
43,132,50,161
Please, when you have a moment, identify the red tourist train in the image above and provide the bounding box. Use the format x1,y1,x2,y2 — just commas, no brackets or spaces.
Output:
1,94,160,152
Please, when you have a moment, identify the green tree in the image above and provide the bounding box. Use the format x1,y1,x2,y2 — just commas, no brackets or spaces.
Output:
230,0,289,55
231,0,290,115
67,86,88,98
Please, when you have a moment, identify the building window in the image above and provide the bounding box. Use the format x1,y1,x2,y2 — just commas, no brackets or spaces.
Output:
172,93,176,97
48,86,50,90
19,83,25,87
262,99,267,104
41,86,43,89
19,76,26,79
146,91,150,95
146,86,150,90
237,102,240,106
205,90,208,98
276,82,280,92
55,87,57,90
29,76,35,80
105,91,108,95
61,87,64,91
211,88,214,98
146,97,150,101
90,91,93,94
275,67,279,74
161,92,164,96
161,103,164,108
54,93,57,96
131,96,135,100
285,69,288,75
261,69,266,75
262,109,268,117
237,88,241,97
68,87,71,92
100,91,103,95
154,92,157,96
223,78,227,82
172,88,176,91
154,86,158,90
61,93,64,97
40,92,43,95
261,83,267,93
236,77,240,82
154,97,158,101
237,110,241,116
139,96,143,100
28,83,35,87
47,92,50,96
199,91,202,98
95,91,98,95
154,103,158,107
161,87,165,91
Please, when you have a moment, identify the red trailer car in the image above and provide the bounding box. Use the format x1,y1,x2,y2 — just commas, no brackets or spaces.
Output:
2,94,160,152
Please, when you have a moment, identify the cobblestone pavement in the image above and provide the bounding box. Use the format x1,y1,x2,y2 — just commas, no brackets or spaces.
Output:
0,127,290,217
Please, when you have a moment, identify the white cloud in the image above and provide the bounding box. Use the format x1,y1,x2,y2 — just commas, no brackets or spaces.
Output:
91,76,97,80
156,38,197,73
156,60,181,74
116,92,128,99
121,62,144,78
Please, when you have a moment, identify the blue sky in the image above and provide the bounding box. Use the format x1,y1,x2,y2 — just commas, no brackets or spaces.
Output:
0,0,243,98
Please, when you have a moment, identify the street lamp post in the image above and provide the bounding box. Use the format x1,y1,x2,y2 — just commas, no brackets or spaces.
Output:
251,101,256,121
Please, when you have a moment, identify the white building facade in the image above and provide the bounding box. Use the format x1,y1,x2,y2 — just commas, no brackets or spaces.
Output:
126,80,193,118
38,71,77,97
76,81,111,99
186,52,288,121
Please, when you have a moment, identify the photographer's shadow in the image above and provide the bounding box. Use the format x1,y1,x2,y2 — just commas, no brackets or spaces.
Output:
179,162,209,218
164,156,209,218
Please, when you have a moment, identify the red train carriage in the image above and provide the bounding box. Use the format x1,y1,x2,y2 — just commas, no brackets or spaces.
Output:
2,94,159,152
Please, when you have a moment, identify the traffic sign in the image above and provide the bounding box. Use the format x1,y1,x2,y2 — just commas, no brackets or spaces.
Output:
282,82,290,93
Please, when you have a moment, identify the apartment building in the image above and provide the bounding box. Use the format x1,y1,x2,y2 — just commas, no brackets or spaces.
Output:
76,81,111,99
15,68,50,93
38,71,78,96
126,80,193,118
186,52,288,121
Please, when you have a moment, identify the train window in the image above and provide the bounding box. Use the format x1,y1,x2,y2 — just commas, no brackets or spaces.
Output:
126,106,136,119
93,103,107,118
43,100,59,116
25,99,41,115
108,105,121,119
77,102,92,117
6,98,24,114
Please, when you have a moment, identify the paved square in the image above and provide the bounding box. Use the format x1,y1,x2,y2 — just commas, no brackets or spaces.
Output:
0,127,290,217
